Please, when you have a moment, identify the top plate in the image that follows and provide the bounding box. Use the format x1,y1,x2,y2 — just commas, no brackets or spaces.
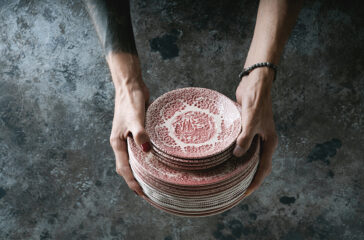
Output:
146,87,241,159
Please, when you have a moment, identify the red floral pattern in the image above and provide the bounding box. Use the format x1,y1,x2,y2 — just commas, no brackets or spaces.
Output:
127,136,260,186
146,88,241,159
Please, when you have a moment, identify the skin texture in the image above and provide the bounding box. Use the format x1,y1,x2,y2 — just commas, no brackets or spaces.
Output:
83,0,137,55
84,0,302,197
234,0,303,196
84,0,150,196
108,54,150,196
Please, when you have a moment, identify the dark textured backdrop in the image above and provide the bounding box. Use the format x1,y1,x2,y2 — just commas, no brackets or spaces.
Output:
0,0,363,239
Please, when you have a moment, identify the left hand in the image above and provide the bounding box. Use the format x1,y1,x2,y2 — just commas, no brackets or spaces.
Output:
234,67,278,197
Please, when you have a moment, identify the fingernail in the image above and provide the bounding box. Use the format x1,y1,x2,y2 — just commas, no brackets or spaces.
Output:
233,145,244,157
141,142,151,152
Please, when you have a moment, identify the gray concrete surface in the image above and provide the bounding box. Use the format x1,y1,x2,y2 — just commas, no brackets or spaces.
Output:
1,0,363,239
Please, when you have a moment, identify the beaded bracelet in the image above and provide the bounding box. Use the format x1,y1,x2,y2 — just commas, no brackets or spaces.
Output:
239,62,278,82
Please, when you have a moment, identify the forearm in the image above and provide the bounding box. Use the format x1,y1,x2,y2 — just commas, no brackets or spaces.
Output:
83,0,137,56
83,0,141,90
245,0,303,69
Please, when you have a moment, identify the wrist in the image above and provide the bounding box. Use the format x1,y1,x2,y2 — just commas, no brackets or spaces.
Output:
114,79,144,97
108,52,142,86
244,43,280,69
114,80,149,107
243,67,275,89
107,52,144,93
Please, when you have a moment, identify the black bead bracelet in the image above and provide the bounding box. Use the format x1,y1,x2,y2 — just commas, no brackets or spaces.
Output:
239,62,278,82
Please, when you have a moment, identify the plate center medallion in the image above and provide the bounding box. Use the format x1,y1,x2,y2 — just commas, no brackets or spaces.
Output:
172,111,216,144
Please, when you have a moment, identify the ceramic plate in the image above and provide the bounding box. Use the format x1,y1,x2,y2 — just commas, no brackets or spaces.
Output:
152,151,232,166
151,144,234,163
130,154,258,191
143,189,249,217
139,165,256,216
131,157,258,199
152,153,232,170
127,135,260,186
146,87,241,159
136,171,254,210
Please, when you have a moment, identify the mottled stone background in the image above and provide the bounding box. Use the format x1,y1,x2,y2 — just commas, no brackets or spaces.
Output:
0,0,363,239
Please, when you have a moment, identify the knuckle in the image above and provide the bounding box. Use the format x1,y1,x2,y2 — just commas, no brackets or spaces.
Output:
130,123,146,138
131,122,144,133
240,128,253,139
115,166,130,177
134,129,146,139
109,136,119,148
127,181,139,191
236,135,246,145
237,132,255,146
115,167,123,176
242,126,255,137
120,166,130,176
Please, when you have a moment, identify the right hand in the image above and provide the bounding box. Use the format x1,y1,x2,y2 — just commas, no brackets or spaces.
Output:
234,68,278,197
108,53,151,196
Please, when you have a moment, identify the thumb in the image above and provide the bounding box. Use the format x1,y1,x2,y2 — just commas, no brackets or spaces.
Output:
130,124,151,153
233,129,255,157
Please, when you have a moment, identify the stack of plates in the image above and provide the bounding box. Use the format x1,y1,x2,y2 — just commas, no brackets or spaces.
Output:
129,88,260,217
128,135,260,217
145,88,242,170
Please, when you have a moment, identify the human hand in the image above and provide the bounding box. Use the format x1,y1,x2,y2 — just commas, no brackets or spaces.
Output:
108,53,151,196
234,68,278,197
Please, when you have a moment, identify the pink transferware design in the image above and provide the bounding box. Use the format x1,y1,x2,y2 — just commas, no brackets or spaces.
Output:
152,144,235,162
127,135,260,187
131,156,258,191
151,154,234,171
130,154,259,216
131,157,258,197
146,87,241,159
